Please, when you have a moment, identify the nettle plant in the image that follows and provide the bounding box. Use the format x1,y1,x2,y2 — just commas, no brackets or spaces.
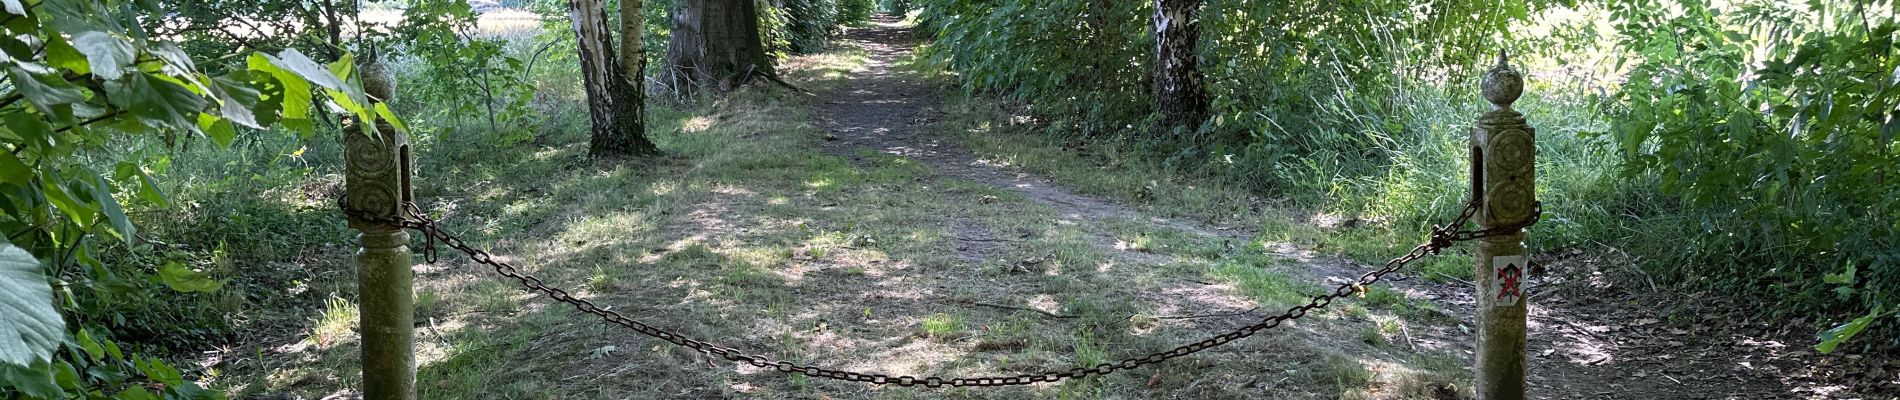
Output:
0,0,401,397
1603,0,1898,350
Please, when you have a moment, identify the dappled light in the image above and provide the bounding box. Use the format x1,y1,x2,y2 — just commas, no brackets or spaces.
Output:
4,0,1889,399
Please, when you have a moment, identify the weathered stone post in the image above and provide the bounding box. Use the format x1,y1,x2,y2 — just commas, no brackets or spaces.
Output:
342,59,416,400
1471,51,1534,400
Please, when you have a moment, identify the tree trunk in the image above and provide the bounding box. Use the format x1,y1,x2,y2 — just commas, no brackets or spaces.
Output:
662,0,776,96
571,0,659,156
614,0,656,153
621,0,648,82
1152,0,1207,135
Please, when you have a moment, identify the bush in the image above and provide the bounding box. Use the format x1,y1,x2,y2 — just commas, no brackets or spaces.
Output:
838,0,875,25
913,0,1899,349
1601,1,1898,346
784,0,839,53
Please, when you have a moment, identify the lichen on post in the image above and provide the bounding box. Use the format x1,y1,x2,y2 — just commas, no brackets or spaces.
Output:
343,54,417,400
1471,50,1534,400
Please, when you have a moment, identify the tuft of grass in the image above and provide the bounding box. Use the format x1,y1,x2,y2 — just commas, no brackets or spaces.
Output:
586,265,619,291
469,281,518,313
921,313,966,339
1417,256,1472,283
415,289,442,318
1302,353,1373,396
1211,260,1309,310
1071,330,1107,370
1393,351,1475,398
1358,323,1388,346
309,296,358,348
1362,286,1408,310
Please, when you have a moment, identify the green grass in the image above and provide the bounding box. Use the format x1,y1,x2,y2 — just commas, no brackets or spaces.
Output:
1284,352,1375,398
309,296,358,348
184,19,1516,400
921,313,967,339
1361,286,1408,309
1209,259,1309,310
950,108,1261,225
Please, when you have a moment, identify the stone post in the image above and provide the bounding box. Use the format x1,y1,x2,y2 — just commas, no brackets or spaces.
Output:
1471,51,1534,400
342,58,416,400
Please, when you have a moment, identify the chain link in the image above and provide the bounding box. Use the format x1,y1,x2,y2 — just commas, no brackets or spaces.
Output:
339,197,1537,387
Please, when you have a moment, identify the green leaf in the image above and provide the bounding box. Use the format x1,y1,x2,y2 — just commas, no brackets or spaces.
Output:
0,35,49,74
53,360,79,389
1817,305,1890,354
102,339,121,360
0,359,58,398
1822,263,1856,284
0,243,64,368
134,356,183,386
83,169,133,244
39,173,97,228
223,71,281,127
4,111,55,152
211,78,262,128
117,385,160,400
106,73,209,131
114,162,166,207
8,67,87,112
374,103,407,133
196,113,235,148
1726,110,1752,143
157,262,222,293
71,31,134,81
263,49,349,92
328,53,355,84
247,53,313,130
42,34,89,75
147,43,197,74
74,329,102,361
0,151,29,186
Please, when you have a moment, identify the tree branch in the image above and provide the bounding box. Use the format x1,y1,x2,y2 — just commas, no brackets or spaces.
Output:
53,110,128,134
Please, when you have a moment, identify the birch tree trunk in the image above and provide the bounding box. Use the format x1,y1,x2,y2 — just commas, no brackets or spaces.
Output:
1152,0,1208,135
571,0,659,156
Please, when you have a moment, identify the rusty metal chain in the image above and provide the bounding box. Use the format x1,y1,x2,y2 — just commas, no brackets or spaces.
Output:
339,197,1538,388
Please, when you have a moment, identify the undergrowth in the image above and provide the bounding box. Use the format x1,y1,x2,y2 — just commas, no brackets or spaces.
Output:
910,3,1899,351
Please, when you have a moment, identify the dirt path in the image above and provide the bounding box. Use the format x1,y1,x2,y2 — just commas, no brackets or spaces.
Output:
813,20,1251,248
804,16,1846,400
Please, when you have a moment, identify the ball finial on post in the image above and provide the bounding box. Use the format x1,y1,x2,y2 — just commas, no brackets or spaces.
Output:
1481,50,1524,111
344,49,417,400
1470,47,1534,400
360,51,398,104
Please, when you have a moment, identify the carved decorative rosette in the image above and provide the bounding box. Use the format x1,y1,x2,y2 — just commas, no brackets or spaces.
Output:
343,117,410,228
1473,52,1536,228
